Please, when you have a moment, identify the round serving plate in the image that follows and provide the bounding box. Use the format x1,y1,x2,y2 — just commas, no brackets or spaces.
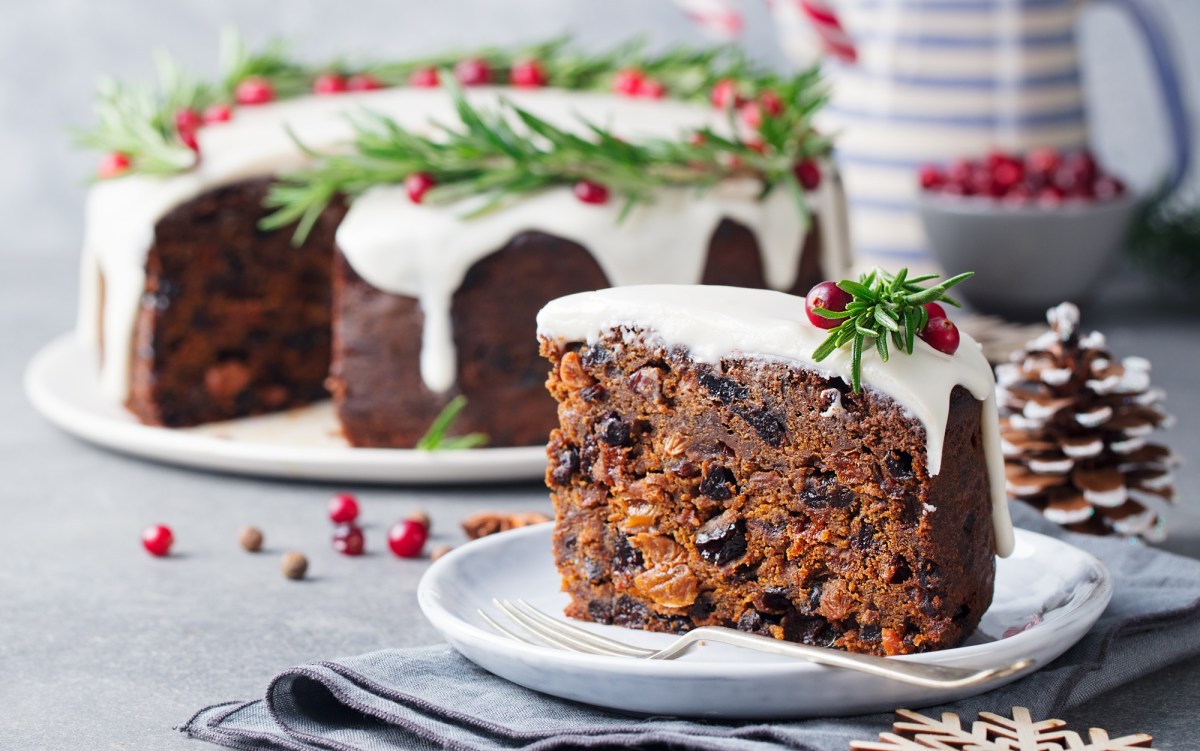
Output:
25,334,547,484
419,524,1112,719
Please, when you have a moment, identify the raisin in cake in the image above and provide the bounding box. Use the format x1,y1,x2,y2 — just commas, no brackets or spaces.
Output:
77,43,851,446
537,285,1013,656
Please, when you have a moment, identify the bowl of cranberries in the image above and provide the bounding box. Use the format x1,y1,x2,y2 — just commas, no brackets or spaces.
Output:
916,147,1139,319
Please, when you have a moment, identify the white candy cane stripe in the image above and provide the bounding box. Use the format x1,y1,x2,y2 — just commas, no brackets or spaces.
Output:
672,0,744,39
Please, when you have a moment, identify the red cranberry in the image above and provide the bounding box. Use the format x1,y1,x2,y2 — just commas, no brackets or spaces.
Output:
1064,149,1098,184
455,58,491,86
408,67,440,88
793,160,821,190
1037,185,1065,207
612,68,645,96
328,493,359,524
97,152,130,178
573,180,609,205
919,317,960,355
805,281,852,329
759,89,784,116
992,160,1024,192
313,73,348,95
175,108,202,133
387,519,428,558
347,73,383,91
738,101,762,130
332,524,365,556
510,59,547,88
637,78,666,99
142,524,174,557
234,76,274,105
1025,147,1061,178
984,149,1016,170
946,159,973,184
1094,176,1126,201
918,165,945,191
923,302,947,319
711,78,742,109
405,172,436,203
202,103,232,124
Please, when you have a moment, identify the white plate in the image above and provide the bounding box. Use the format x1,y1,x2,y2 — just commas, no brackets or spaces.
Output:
419,524,1111,719
25,335,547,484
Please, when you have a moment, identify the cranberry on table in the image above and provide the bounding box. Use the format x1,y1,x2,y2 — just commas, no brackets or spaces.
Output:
387,519,428,558
347,73,383,92
510,60,547,88
405,172,436,204
202,103,233,124
573,180,609,205
793,160,821,190
455,58,491,86
612,68,645,96
332,524,365,556
919,317,961,355
804,281,853,329
328,493,359,524
408,67,439,88
312,73,348,95
98,152,131,178
142,524,174,557
234,76,274,105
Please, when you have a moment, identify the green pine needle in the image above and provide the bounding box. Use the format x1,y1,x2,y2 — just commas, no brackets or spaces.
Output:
811,269,974,393
416,395,488,451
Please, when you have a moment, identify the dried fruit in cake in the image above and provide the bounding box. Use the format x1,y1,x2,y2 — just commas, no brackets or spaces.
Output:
537,278,1012,655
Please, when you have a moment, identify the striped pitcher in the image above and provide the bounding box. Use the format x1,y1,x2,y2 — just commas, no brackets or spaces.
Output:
816,0,1191,267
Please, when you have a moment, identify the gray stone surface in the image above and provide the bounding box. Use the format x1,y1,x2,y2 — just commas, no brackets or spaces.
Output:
2,1,1199,749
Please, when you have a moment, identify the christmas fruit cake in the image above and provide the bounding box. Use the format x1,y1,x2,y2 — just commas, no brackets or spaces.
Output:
76,36,850,447
537,271,1014,655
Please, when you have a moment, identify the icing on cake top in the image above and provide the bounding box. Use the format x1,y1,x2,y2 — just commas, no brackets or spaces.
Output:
536,284,1014,557
77,87,850,402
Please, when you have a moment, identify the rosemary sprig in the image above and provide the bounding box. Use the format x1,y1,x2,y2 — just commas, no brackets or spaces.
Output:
811,268,974,393
416,396,488,451
262,71,829,242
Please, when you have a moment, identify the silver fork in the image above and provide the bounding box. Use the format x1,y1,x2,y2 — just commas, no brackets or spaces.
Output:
481,599,1034,689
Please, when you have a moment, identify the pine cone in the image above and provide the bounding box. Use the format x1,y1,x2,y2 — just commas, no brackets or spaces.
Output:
996,302,1177,540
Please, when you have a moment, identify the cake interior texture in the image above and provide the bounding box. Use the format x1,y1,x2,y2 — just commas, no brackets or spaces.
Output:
541,328,996,656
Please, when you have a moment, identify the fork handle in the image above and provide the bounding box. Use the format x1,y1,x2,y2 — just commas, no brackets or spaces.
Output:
656,627,1031,689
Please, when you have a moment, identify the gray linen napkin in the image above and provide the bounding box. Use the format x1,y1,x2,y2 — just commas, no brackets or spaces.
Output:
180,503,1200,751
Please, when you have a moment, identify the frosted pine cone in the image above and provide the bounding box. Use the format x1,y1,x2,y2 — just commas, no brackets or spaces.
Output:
996,303,1177,541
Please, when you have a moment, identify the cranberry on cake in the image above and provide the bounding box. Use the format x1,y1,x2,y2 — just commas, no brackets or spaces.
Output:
76,36,850,446
537,272,1013,656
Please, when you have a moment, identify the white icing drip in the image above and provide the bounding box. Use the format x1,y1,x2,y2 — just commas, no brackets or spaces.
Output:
1075,406,1113,427
536,284,1014,557
1062,439,1104,458
79,86,850,400
1029,457,1074,474
337,180,812,392
1085,484,1128,508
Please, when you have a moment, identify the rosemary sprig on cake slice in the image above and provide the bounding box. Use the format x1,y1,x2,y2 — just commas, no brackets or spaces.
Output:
262,76,829,241
806,269,974,392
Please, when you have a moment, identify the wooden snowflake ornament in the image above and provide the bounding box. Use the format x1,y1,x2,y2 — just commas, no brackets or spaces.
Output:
850,707,1155,750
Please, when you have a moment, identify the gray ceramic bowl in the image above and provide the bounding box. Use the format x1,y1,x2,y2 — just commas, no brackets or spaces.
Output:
917,191,1141,320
